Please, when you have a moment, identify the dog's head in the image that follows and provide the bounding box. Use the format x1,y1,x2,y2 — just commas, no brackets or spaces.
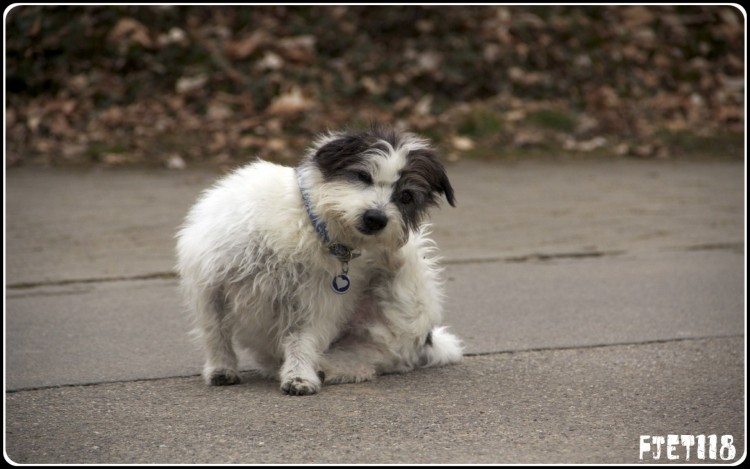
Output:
299,125,455,249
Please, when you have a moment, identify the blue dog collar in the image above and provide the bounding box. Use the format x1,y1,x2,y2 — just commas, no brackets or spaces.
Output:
296,168,360,294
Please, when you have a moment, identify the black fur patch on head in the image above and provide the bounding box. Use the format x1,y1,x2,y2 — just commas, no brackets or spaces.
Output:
313,134,371,180
367,123,399,148
393,147,456,231
313,125,401,181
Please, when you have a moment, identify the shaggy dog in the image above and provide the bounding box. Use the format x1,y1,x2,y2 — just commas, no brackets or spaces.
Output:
176,126,463,395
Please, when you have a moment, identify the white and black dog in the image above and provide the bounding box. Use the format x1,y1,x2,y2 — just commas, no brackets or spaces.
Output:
176,126,463,395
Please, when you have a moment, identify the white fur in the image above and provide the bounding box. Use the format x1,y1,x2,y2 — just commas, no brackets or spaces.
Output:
176,132,462,395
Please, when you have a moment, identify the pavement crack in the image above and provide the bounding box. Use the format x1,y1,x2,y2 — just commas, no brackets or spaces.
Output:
679,241,744,254
6,249,624,290
444,249,626,265
6,272,178,290
8,243,741,291
462,334,744,357
7,335,742,394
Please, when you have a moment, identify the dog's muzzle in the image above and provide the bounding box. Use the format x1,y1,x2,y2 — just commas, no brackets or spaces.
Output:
359,209,388,235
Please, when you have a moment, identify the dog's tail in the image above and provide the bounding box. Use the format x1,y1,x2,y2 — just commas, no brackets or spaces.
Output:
420,326,464,368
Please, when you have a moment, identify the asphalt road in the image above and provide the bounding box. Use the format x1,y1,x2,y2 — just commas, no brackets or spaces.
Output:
4,158,746,464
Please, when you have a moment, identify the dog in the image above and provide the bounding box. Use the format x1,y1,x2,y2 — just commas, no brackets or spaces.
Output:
176,125,463,395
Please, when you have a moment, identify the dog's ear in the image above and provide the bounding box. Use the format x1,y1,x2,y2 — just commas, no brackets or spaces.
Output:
435,160,456,207
312,134,369,178
409,148,456,207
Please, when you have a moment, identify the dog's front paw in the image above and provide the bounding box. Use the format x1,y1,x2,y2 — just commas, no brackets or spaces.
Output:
281,376,321,396
206,369,241,386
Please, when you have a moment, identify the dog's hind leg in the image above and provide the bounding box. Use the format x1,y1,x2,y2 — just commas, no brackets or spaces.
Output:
319,344,378,384
195,286,240,386
362,232,463,373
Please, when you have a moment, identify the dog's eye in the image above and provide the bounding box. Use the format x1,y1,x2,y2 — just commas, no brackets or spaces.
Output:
356,171,373,184
400,190,413,204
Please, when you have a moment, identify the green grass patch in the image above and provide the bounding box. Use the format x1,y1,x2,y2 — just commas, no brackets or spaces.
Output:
84,141,130,161
658,130,744,159
457,108,503,137
525,109,577,133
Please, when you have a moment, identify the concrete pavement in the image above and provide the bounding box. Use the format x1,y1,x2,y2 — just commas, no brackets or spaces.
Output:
4,158,746,463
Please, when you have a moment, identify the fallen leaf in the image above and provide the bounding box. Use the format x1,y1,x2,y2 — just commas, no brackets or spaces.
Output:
157,27,189,47
109,18,154,49
176,74,207,94
267,87,315,116
451,135,475,151
165,153,187,169
256,51,284,71
414,95,433,116
513,130,544,147
563,136,608,152
207,102,233,121
224,31,266,60
277,35,316,63
102,153,129,165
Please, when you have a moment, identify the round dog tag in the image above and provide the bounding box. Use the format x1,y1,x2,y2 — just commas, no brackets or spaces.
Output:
331,274,351,294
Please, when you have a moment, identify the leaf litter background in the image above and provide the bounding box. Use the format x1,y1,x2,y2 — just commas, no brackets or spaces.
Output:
5,5,744,170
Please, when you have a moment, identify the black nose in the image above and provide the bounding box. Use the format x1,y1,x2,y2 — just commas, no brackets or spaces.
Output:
361,209,388,234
